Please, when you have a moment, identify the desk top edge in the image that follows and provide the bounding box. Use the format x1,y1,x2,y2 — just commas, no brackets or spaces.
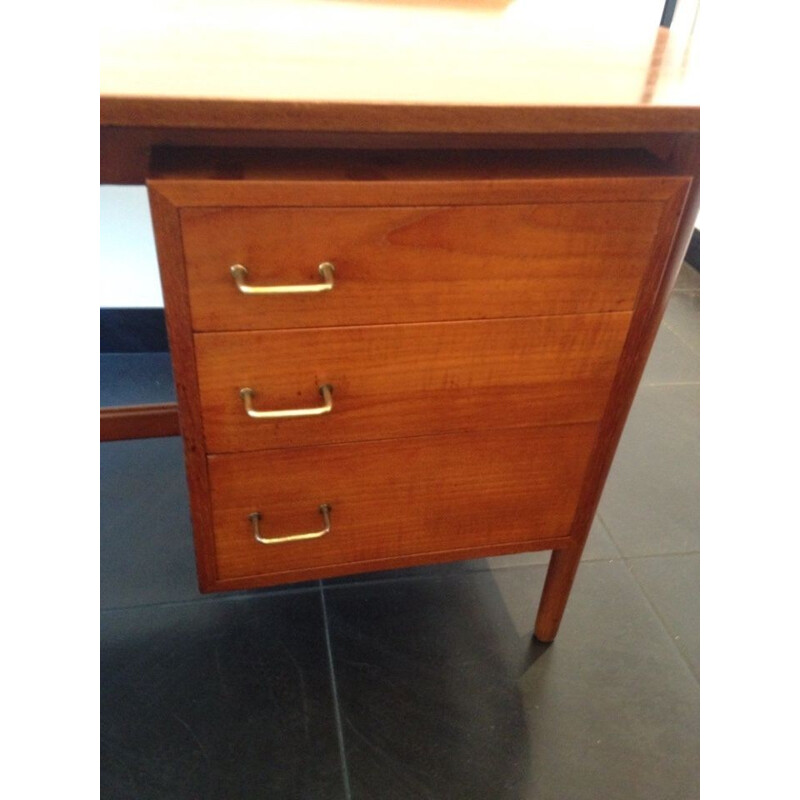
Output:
101,96,700,136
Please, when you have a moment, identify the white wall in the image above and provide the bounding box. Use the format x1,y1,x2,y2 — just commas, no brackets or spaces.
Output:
100,186,163,307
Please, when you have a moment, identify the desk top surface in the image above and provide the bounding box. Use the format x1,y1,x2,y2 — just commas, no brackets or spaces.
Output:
100,0,700,135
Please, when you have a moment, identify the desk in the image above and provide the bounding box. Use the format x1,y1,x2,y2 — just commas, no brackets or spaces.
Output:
100,0,699,641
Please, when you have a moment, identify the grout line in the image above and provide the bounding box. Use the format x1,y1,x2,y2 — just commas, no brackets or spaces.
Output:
597,496,698,682
663,298,700,355
670,287,700,295
624,551,699,561
320,581,353,800
641,381,700,388
663,322,700,356
594,513,623,559
620,557,699,683
100,584,320,614
321,553,627,589
596,510,623,554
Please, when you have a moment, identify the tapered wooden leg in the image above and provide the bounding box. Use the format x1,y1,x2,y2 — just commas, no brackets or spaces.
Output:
534,546,583,642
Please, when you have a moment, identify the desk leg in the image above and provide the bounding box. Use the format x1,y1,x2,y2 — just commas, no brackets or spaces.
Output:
534,546,582,642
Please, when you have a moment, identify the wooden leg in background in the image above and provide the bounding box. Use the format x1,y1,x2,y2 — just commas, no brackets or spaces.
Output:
534,546,583,642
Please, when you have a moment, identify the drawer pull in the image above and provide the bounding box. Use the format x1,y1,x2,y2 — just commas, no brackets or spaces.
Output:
230,262,335,294
249,504,332,545
240,384,333,419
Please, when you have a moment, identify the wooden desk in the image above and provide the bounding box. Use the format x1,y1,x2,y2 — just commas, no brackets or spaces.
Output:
100,0,699,641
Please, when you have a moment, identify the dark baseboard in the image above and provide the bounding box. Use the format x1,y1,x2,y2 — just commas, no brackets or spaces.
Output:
685,228,700,271
101,308,169,353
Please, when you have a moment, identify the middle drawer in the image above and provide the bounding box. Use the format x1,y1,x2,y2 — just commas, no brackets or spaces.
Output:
195,313,630,453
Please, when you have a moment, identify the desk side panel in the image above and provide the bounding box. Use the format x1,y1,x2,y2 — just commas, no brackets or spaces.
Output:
147,187,218,591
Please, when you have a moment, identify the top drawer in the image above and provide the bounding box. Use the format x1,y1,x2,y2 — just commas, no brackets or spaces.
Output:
180,200,667,331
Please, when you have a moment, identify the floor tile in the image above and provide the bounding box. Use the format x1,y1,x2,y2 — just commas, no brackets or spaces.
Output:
641,321,700,386
100,352,176,407
101,438,318,609
663,292,700,354
101,438,201,609
627,554,700,678
324,561,699,800
101,591,344,800
598,384,699,557
465,514,621,569
672,262,700,292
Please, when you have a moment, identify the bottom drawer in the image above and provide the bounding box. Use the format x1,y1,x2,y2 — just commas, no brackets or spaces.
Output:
207,424,597,584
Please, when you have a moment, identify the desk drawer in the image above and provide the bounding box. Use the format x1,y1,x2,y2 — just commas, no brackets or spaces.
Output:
207,423,596,583
180,201,664,331
195,313,630,453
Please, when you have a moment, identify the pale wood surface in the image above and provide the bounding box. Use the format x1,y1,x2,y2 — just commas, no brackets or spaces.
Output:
101,0,699,135
208,423,597,582
195,313,631,453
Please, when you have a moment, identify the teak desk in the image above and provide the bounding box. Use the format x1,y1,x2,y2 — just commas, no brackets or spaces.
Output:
100,0,699,642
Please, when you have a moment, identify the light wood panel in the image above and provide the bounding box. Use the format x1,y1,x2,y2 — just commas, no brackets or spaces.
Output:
195,313,631,453
180,201,666,331
100,0,699,133
207,423,598,582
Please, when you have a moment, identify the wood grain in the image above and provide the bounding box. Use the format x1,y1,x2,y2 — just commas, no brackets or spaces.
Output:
209,536,573,593
180,200,667,331
534,159,694,641
195,314,631,453
147,188,217,591
207,423,598,583
100,403,180,441
144,141,697,630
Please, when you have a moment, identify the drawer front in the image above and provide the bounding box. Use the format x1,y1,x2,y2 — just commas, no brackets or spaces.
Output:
195,313,630,454
181,202,664,331
208,424,597,582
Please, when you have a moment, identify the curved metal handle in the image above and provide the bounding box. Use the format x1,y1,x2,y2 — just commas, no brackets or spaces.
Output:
230,262,334,294
240,384,333,419
249,504,332,545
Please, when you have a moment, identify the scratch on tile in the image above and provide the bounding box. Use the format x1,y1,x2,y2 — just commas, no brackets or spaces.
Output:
172,712,208,761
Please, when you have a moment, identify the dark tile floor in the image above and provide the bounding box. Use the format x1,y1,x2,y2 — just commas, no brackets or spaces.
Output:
101,263,700,799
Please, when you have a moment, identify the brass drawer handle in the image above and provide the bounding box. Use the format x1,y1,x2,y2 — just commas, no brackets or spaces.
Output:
230,262,335,294
249,504,332,545
240,384,333,419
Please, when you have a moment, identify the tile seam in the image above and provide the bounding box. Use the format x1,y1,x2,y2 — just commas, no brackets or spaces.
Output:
320,581,353,800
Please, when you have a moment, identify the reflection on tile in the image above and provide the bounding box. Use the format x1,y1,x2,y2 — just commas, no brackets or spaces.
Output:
100,352,176,407
599,384,699,557
101,438,200,609
101,592,344,800
325,561,699,800
628,554,700,678
101,438,318,609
